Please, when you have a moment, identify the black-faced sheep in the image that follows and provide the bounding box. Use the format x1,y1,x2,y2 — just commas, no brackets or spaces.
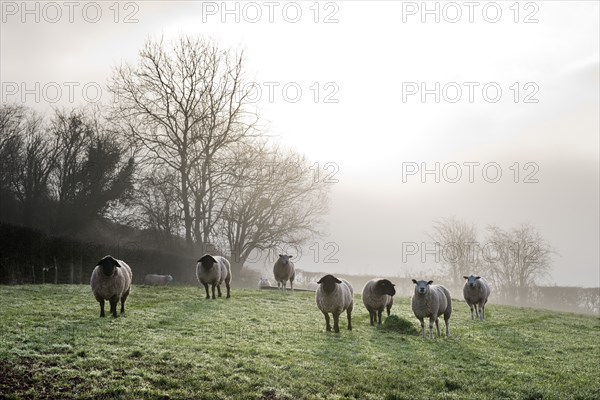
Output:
411,279,452,339
196,254,232,299
463,275,491,320
362,278,396,326
144,274,173,286
273,254,295,291
315,274,354,333
90,255,132,318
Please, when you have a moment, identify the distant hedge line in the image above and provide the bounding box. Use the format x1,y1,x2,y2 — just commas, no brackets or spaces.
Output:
0,223,199,285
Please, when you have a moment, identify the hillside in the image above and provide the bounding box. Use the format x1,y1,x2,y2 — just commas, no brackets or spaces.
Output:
0,285,598,399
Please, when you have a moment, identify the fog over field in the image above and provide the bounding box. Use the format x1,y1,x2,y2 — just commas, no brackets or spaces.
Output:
1,1,598,288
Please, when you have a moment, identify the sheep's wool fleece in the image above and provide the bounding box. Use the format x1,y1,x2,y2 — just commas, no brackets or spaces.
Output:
362,279,393,311
316,279,353,314
91,259,132,300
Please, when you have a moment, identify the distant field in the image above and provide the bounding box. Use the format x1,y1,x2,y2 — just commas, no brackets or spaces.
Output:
0,285,598,400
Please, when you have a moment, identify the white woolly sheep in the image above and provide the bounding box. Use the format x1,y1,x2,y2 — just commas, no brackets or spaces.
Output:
273,254,295,291
411,279,452,339
144,274,173,286
90,255,132,318
463,275,491,320
362,278,396,326
258,278,272,289
315,274,354,333
196,254,232,299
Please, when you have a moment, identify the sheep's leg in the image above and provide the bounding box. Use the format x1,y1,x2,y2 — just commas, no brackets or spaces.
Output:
226,281,231,298
435,317,441,337
203,283,210,299
386,304,392,317
346,308,352,331
419,318,425,338
332,313,340,333
445,317,450,337
377,310,383,326
469,304,475,320
98,299,105,317
120,288,130,315
290,280,294,292
109,295,119,318
217,285,222,298
322,311,331,332
429,318,435,339
211,284,216,299
479,304,484,320
369,310,375,326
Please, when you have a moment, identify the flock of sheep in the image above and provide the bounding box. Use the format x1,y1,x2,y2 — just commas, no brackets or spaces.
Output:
90,254,491,338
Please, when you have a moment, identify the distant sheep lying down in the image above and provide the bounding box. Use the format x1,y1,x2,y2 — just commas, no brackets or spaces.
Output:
411,279,452,339
144,274,173,286
463,275,491,320
362,278,396,326
315,274,354,333
196,254,232,299
90,255,132,318
258,278,272,289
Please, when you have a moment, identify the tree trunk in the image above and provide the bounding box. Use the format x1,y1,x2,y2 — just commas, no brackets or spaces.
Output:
180,166,193,248
229,252,246,275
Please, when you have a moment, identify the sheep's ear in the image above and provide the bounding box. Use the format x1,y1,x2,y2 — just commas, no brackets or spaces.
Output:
392,284,396,287
288,255,293,258
334,277,342,284
463,276,469,280
317,277,323,284
411,279,417,284
279,254,283,257
427,280,433,285
475,276,481,280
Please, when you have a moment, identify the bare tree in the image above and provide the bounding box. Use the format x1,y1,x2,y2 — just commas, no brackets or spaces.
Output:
222,143,330,274
0,104,28,222
132,167,182,249
483,224,555,303
109,34,256,249
429,217,481,286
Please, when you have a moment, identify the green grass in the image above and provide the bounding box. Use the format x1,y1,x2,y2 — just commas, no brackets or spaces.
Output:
0,285,598,400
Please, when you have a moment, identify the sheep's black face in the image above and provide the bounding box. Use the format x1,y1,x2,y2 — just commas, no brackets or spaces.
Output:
317,274,341,294
464,275,480,288
376,279,396,296
198,254,217,270
98,256,118,276
278,254,292,265
412,279,432,295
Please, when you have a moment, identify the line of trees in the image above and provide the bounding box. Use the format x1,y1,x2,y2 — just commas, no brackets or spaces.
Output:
429,217,556,303
1,34,331,276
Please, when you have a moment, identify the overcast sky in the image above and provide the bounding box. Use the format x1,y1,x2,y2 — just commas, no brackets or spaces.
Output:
1,1,598,286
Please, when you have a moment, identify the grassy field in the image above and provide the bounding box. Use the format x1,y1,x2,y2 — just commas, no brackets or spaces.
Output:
0,285,598,400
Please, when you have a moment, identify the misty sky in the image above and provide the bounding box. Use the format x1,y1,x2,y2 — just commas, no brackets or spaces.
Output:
1,1,598,286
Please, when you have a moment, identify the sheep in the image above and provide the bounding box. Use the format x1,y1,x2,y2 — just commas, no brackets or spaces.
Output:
90,255,132,318
258,278,272,289
411,279,452,339
144,274,173,286
273,254,295,291
362,278,396,326
196,254,232,299
315,274,354,333
463,275,491,320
